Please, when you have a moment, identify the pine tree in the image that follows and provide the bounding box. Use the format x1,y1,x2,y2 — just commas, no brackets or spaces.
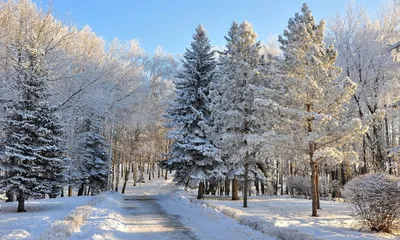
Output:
264,4,366,216
74,114,109,195
165,25,220,199
210,21,265,206
0,39,66,212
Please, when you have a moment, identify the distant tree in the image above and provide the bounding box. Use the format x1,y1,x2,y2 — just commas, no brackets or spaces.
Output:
74,113,108,195
165,24,220,199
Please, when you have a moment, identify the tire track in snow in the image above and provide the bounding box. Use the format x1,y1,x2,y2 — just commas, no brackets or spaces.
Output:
122,195,198,240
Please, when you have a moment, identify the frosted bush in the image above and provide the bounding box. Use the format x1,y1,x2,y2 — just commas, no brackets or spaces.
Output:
288,176,310,196
343,173,400,233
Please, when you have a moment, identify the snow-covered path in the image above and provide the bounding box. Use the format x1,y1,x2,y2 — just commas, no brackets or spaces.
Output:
69,176,269,240
117,195,196,239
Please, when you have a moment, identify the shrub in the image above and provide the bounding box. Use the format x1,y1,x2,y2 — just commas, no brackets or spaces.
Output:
343,173,400,233
287,176,310,196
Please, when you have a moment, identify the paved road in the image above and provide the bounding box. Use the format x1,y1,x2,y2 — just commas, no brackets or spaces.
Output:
121,195,198,240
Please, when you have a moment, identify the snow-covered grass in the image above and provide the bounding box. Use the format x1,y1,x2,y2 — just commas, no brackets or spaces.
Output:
194,194,399,240
0,195,94,239
188,196,317,240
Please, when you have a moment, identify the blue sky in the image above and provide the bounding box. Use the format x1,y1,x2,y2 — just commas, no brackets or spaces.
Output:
37,0,379,55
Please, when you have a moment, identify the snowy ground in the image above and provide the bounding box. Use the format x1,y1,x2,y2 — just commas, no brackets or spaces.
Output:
0,195,93,239
198,195,400,240
69,176,270,240
1,176,398,240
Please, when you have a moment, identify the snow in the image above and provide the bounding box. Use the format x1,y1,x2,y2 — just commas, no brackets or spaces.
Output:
69,176,270,240
0,174,398,240
160,190,272,240
198,195,400,240
0,195,93,239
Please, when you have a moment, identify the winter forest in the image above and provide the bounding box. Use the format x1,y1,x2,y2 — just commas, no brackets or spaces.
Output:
0,0,399,239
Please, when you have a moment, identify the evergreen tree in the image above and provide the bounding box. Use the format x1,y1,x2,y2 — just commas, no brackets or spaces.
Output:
210,21,265,206
165,24,220,199
0,39,66,212
264,4,366,216
74,114,108,195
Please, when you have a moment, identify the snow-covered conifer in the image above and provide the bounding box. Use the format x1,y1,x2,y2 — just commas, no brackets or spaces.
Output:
165,25,220,199
210,21,266,206
264,4,366,216
74,114,108,195
0,39,66,212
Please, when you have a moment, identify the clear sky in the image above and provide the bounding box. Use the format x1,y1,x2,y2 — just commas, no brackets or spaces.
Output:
37,0,379,55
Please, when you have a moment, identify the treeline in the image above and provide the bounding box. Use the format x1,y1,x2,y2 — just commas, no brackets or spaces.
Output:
0,0,176,212
164,2,400,217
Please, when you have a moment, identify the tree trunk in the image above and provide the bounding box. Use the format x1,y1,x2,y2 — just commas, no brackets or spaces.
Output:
61,187,64,197
243,162,249,207
204,181,209,195
77,183,84,196
68,186,73,197
210,180,216,195
307,103,318,217
197,181,204,199
232,177,239,200
255,180,259,196
17,190,25,212
310,162,318,217
185,178,190,190
361,136,368,174
340,162,346,186
316,165,320,209
224,177,230,196
122,166,130,194
165,169,168,180
6,190,14,202
115,154,120,192
274,160,279,195
148,165,152,181
261,182,265,195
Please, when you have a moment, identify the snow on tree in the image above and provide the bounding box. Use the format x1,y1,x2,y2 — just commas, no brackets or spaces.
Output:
73,113,108,195
262,4,367,216
210,21,266,206
165,24,220,199
0,39,66,212
343,173,400,233
328,1,399,174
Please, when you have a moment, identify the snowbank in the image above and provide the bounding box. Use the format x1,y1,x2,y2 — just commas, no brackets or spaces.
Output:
40,192,112,240
190,196,318,240
160,189,272,240
0,195,93,239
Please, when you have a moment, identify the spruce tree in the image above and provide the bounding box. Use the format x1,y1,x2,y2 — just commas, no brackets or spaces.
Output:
210,21,265,206
165,25,220,199
74,114,108,195
0,40,66,212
